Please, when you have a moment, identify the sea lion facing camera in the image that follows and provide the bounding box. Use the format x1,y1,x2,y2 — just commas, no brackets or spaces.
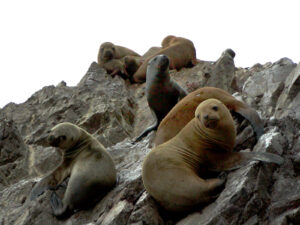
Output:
133,54,188,142
154,87,265,146
30,122,116,217
142,99,283,212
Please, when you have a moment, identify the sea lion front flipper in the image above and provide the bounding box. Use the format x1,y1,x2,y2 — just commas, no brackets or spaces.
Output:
207,151,284,172
51,191,69,217
234,106,264,141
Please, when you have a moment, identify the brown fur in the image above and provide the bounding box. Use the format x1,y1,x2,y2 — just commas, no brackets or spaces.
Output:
142,99,283,212
97,42,140,64
132,35,197,83
99,58,129,78
123,55,143,76
30,122,116,217
154,87,264,146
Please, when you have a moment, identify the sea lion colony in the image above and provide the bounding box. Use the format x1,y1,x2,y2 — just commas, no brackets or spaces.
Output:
29,35,284,217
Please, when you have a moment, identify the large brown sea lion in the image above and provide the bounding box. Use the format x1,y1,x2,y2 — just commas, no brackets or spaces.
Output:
142,99,283,212
132,35,197,83
30,122,116,217
154,87,264,146
133,55,188,142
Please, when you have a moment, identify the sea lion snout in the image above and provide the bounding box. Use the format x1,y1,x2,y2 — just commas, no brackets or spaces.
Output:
48,134,59,146
156,54,169,70
202,111,220,129
48,134,66,147
103,50,114,60
203,115,219,129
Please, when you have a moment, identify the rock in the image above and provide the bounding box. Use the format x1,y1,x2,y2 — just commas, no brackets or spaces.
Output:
204,48,236,93
0,119,29,189
242,58,296,116
0,56,299,225
275,62,300,121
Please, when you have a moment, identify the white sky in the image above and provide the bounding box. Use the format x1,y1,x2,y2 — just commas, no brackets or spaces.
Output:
0,0,299,108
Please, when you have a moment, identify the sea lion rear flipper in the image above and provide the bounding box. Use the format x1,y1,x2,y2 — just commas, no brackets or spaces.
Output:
132,121,159,143
234,106,264,141
209,151,284,172
133,109,160,143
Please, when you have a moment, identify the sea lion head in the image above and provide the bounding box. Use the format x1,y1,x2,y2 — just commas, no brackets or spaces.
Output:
195,98,234,130
99,42,117,62
161,35,176,48
223,48,236,59
147,55,170,80
48,122,82,150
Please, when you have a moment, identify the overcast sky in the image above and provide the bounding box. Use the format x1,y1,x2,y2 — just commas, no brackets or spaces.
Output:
0,0,299,108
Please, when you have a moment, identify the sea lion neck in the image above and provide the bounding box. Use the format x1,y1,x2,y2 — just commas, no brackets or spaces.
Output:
176,118,233,152
64,130,91,159
147,67,170,82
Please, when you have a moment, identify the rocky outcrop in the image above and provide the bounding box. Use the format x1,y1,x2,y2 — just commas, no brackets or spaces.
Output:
0,50,299,225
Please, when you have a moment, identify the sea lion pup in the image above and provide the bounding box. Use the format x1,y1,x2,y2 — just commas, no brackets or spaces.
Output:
132,35,197,83
30,122,116,217
154,87,264,146
142,99,283,212
123,55,143,77
100,58,129,79
133,54,188,142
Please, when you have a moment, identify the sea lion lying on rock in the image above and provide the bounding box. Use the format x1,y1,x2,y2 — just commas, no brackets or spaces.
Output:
97,42,140,78
155,87,265,146
132,35,197,83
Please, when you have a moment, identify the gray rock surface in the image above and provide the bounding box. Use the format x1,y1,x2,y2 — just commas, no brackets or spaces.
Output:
0,51,299,224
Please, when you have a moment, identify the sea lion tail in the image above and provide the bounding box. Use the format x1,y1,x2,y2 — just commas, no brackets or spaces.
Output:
235,106,264,141
132,122,159,143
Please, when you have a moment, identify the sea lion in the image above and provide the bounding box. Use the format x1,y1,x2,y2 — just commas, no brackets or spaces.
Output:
154,87,264,146
123,55,143,77
97,42,140,78
30,122,116,217
100,59,129,79
142,99,283,212
97,42,140,64
133,55,188,142
132,35,197,83
161,35,176,48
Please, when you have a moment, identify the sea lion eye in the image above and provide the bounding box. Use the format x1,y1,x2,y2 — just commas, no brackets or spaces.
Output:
197,114,200,119
112,47,115,51
60,135,67,141
212,106,218,111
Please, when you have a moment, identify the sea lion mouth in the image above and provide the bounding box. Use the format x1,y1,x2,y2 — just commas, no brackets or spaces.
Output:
204,119,218,129
103,51,114,60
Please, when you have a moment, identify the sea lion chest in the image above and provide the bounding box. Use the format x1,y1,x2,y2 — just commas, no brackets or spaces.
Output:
146,80,179,117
